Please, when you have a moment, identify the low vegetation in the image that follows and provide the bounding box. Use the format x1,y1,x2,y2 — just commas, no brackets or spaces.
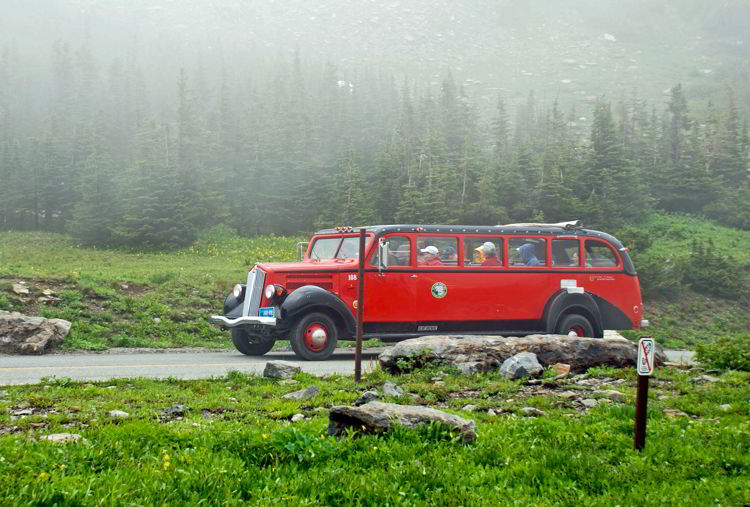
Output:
0,364,748,505
1,214,748,351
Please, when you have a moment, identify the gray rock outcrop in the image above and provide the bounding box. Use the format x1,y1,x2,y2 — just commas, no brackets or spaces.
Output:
328,402,476,443
498,352,544,379
378,334,666,374
0,311,71,354
264,361,301,379
282,385,320,400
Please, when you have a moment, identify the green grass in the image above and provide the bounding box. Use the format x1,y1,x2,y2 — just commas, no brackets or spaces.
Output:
0,366,748,505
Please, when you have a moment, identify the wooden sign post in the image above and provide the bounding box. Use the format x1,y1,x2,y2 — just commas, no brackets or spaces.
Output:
354,228,366,383
634,336,655,451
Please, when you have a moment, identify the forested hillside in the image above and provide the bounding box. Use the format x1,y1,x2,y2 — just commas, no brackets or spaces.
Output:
0,1,748,247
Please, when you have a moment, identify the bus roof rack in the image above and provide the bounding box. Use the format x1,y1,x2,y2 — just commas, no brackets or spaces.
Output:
500,220,582,230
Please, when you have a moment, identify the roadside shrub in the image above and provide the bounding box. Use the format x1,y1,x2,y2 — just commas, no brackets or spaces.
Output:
679,239,748,299
695,334,750,371
630,250,680,298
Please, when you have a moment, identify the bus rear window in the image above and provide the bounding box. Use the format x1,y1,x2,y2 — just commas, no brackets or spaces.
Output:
584,240,619,267
510,238,546,266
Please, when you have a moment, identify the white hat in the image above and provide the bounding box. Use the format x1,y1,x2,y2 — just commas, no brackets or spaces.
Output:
420,245,439,255
482,241,496,252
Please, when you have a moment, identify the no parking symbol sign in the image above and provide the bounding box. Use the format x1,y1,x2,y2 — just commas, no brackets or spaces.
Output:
637,337,655,376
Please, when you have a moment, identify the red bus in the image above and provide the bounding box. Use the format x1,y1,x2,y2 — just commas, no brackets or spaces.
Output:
211,222,649,360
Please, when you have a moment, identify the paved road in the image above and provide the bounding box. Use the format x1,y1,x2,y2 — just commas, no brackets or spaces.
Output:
0,348,696,386
0,349,382,386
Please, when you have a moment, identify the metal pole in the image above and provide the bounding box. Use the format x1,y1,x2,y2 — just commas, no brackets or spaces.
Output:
634,374,649,451
354,228,366,383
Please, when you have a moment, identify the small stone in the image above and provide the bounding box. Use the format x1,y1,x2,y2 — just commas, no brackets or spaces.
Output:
108,410,129,418
433,381,445,386
462,404,477,412
105,386,116,389
12,408,33,416
658,395,670,400
12,284,29,295
355,391,380,406
291,413,305,423
153,317,161,324
282,385,320,400
499,352,544,380
278,379,299,385
430,376,443,382
693,375,720,383
162,404,187,417
525,379,542,386
720,404,731,412
40,433,83,443
228,397,237,402
593,390,624,402
550,363,571,376
487,409,497,416
120,284,129,289
0,390,7,398
521,407,546,417
580,399,598,408
42,289,55,296
663,408,689,418
264,361,301,379
382,381,405,397
553,373,568,381
313,407,327,412
557,391,579,399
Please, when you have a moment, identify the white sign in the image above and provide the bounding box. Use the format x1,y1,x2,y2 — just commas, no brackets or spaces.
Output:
637,337,655,376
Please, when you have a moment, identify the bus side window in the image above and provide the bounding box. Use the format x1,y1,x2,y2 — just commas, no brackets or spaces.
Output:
464,237,504,267
584,240,619,267
551,239,580,266
370,236,411,267
509,238,546,266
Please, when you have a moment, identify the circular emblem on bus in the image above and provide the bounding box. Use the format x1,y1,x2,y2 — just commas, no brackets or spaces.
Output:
431,282,448,299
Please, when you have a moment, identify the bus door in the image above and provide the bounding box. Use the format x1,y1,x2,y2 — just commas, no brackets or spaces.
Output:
363,235,416,334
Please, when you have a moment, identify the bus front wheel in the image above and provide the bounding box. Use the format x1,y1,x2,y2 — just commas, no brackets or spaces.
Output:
557,314,595,338
291,312,338,361
231,329,275,356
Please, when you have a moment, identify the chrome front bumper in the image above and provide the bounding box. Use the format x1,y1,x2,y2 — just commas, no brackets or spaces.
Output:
210,315,277,328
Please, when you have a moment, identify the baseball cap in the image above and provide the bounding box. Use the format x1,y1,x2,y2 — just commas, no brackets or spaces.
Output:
420,245,439,255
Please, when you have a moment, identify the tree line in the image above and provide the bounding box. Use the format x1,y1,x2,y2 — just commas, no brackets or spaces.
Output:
0,45,748,248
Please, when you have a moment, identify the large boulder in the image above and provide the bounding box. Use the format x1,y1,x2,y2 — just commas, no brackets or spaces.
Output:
0,311,71,354
378,334,666,374
328,402,476,443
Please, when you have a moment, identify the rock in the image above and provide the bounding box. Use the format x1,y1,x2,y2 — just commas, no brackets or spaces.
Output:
557,391,579,399
108,410,129,418
550,363,571,375
580,399,598,408
462,404,477,412
663,408,689,418
12,284,29,295
355,391,380,406
42,289,55,296
40,433,83,444
12,408,33,416
379,334,666,374
499,352,544,380
525,379,542,385
153,317,161,324
121,284,129,289
521,407,546,417
162,404,187,418
0,311,71,354
264,361,301,379
328,402,477,444
291,413,305,423
487,409,497,416
278,379,299,385
692,375,720,383
0,390,7,398
105,386,116,389
382,381,405,397
720,404,731,412
593,390,624,402
282,385,320,400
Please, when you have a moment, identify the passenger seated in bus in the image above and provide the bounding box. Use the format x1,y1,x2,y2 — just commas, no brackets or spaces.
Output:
518,243,542,266
419,245,442,266
475,242,502,266
441,246,458,266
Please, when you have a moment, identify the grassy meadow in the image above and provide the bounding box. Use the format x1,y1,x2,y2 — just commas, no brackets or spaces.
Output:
1,213,748,351
0,364,748,505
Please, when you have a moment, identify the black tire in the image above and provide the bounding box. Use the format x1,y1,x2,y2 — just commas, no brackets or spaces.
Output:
556,314,595,338
231,329,275,356
290,312,338,361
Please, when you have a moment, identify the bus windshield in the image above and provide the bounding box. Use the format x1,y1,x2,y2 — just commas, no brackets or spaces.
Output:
309,236,371,259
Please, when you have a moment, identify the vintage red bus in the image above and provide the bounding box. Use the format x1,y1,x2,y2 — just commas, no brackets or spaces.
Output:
210,221,649,360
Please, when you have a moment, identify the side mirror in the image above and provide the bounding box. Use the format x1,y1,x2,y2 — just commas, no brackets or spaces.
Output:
296,242,309,261
378,239,389,272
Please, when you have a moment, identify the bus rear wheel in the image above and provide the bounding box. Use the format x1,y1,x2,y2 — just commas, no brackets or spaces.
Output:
231,329,275,356
557,314,595,338
291,312,338,361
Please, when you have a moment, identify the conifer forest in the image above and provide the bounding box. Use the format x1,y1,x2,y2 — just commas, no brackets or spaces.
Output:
1,1,748,248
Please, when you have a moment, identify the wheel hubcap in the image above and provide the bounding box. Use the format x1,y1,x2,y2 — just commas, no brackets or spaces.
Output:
305,324,328,351
570,325,586,337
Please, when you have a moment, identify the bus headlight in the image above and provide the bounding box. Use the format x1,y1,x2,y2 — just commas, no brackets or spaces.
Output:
265,284,287,300
232,284,243,298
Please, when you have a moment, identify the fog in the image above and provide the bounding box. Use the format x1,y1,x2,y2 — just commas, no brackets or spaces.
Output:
1,1,748,245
